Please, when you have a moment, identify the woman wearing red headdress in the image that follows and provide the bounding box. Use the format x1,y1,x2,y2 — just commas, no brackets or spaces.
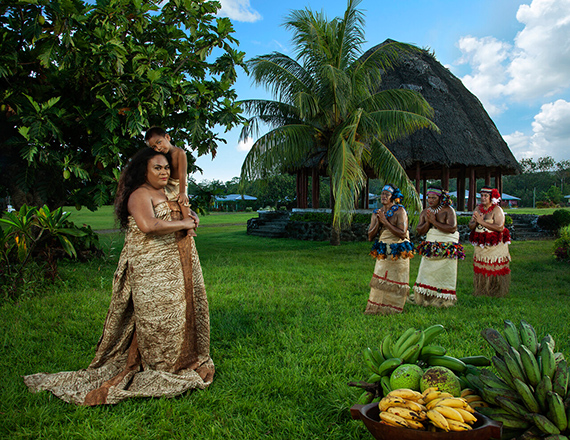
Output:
468,187,511,297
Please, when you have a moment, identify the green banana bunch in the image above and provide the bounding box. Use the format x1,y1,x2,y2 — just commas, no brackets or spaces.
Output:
479,320,570,437
426,355,467,374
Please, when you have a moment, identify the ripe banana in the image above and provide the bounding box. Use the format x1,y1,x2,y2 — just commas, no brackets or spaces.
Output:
379,410,410,428
519,319,539,355
386,406,425,421
458,355,491,367
377,357,403,376
431,397,468,409
552,359,568,398
378,395,407,411
387,389,423,401
447,419,473,431
421,386,439,399
455,408,477,423
519,343,541,387
424,391,453,405
427,355,467,373
433,405,463,422
546,391,568,432
503,319,521,349
481,327,510,357
513,377,540,413
396,400,427,413
403,419,426,430
460,388,478,398
427,408,450,431
422,324,445,346
463,394,484,404
541,341,557,380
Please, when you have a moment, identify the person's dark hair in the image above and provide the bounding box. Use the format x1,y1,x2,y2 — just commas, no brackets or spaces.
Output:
114,148,172,229
144,126,168,143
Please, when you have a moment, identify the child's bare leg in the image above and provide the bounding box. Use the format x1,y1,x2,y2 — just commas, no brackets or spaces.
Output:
180,204,197,237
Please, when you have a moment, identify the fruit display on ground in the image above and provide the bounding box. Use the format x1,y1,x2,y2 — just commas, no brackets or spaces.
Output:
377,388,478,432
465,319,570,439
350,324,492,405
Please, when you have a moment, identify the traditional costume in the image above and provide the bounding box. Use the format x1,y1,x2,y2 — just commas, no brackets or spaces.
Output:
24,200,214,405
365,186,414,315
469,188,511,297
413,189,464,307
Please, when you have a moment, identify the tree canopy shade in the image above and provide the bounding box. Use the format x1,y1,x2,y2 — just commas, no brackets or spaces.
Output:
238,0,438,244
0,0,245,210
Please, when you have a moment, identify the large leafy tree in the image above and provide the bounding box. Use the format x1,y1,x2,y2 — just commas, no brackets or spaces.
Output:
238,0,438,244
0,0,245,210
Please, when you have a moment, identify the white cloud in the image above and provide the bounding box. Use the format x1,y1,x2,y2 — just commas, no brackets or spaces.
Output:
528,99,570,160
454,0,570,111
237,137,254,152
456,36,510,116
503,130,532,159
217,0,262,22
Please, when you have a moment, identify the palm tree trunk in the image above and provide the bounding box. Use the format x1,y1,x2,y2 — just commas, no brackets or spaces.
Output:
329,190,340,245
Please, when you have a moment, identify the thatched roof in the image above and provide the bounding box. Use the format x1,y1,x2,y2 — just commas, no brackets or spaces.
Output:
368,39,521,178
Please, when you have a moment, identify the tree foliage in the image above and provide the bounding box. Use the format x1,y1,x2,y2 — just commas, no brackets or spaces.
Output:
503,156,570,207
0,0,245,210
237,0,437,243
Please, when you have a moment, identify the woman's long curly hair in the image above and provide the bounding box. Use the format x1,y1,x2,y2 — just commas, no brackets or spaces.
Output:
114,148,172,229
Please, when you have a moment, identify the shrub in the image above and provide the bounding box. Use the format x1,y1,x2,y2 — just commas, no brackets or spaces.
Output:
537,214,558,231
456,215,512,226
552,209,570,228
0,205,98,299
553,225,570,261
245,207,253,212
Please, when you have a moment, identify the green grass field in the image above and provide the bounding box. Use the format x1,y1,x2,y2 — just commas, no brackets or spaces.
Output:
1,212,569,439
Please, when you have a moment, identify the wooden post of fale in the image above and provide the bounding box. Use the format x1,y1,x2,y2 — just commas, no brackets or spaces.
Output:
415,162,421,196
311,167,320,209
495,169,502,197
422,177,427,209
457,166,466,212
468,168,476,211
485,168,491,187
442,165,450,191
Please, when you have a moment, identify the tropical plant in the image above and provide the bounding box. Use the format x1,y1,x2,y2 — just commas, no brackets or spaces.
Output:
238,0,438,244
0,205,87,297
554,225,570,261
0,0,245,210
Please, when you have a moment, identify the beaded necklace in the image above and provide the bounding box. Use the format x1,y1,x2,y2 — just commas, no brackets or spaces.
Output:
478,203,496,215
428,204,443,214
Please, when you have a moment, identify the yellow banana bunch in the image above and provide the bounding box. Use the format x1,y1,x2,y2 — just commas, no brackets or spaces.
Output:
377,389,428,430
426,395,478,432
460,387,488,409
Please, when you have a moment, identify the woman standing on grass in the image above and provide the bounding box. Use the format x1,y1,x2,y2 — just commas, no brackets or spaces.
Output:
24,148,214,405
468,186,511,297
365,184,414,315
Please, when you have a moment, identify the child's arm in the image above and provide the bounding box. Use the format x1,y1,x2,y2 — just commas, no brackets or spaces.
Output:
172,147,196,236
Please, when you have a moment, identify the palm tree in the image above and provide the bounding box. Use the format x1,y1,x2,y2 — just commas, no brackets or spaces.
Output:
239,0,438,245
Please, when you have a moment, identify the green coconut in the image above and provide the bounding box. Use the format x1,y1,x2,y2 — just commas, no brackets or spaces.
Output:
419,366,461,396
390,364,424,391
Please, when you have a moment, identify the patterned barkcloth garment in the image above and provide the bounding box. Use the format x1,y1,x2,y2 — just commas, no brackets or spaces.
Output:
365,228,413,315
413,229,464,307
23,200,214,405
470,224,511,297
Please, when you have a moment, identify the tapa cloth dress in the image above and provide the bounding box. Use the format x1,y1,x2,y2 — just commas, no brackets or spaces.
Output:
413,228,464,307
365,228,413,315
470,222,511,297
23,200,214,405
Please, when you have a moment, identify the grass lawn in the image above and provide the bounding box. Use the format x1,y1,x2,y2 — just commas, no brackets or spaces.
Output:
1,214,569,439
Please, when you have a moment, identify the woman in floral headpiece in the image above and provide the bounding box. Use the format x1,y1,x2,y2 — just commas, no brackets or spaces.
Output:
468,186,511,297
412,186,464,307
365,184,414,315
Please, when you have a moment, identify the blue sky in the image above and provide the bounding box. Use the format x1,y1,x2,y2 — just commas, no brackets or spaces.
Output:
193,0,570,183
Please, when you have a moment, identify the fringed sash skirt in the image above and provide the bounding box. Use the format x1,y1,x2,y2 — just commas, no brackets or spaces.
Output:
365,229,414,315
413,229,464,307
470,226,511,297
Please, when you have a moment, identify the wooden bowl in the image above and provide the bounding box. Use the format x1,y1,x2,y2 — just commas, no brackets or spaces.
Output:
351,402,502,440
